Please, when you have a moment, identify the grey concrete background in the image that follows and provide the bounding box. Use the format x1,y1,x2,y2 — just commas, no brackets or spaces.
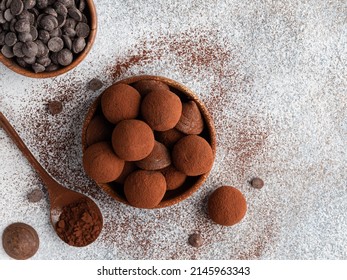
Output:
0,0,346,259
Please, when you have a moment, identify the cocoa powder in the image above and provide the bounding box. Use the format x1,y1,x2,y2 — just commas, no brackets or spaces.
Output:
56,199,102,247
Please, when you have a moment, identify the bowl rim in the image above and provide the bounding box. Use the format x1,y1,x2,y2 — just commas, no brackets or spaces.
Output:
82,75,216,208
0,0,97,79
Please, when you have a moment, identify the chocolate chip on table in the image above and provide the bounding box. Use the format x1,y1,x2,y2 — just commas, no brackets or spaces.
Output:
47,36,63,52
2,222,40,260
88,78,103,91
4,31,16,46
188,233,203,248
57,47,72,65
10,0,23,16
75,22,89,38
48,100,63,115
72,36,85,53
27,188,44,203
1,44,14,57
250,177,264,189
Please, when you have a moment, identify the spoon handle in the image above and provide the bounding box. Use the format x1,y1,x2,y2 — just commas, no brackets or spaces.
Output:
0,112,58,189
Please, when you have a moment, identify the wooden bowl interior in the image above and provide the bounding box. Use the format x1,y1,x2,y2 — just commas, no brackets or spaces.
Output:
82,75,216,208
0,0,97,78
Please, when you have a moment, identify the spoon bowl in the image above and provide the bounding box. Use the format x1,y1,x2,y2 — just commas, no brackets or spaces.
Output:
0,112,103,247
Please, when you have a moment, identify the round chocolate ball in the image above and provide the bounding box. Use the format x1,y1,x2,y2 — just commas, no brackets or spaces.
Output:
2,222,39,260
124,170,166,208
161,165,187,190
208,186,247,226
83,141,125,183
112,119,155,161
175,101,204,134
86,115,114,146
172,135,214,176
136,141,171,171
141,89,182,131
101,83,141,124
132,79,170,96
154,128,185,148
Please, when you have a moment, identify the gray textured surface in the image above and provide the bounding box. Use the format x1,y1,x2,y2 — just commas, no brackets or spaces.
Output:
0,0,346,259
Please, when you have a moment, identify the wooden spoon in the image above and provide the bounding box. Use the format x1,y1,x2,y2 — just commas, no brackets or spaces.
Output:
0,112,103,247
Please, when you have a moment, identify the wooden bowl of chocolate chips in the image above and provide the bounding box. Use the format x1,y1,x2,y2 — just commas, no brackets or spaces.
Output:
0,0,96,78
82,75,216,209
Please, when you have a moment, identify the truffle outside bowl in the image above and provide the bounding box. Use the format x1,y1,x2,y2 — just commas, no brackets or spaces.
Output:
0,0,97,79
82,75,216,208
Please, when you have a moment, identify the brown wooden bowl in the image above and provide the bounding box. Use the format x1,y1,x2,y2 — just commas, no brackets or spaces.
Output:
0,0,97,79
82,75,216,208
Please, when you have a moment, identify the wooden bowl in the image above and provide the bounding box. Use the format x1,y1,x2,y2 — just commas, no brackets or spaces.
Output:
82,75,216,208
0,0,97,79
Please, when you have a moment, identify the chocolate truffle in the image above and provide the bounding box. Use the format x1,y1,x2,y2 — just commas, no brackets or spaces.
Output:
175,101,204,134
86,115,114,146
124,170,166,208
101,83,141,124
114,161,136,184
136,141,171,170
154,128,185,148
132,79,170,96
2,223,39,260
172,135,214,176
112,119,155,161
161,165,187,190
83,141,125,183
141,89,182,131
208,186,247,226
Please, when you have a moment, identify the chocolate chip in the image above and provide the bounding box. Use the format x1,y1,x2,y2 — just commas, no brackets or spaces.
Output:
63,26,75,37
36,54,50,66
68,7,82,21
12,41,24,57
29,25,38,40
188,233,203,248
250,177,264,189
72,36,85,53
4,31,16,46
58,0,74,8
27,188,44,203
64,17,76,29
4,8,14,21
44,7,57,17
45,63,58,71
2,222,40,260
32,62,45,73
0,12,6,24
36,0,48,9
38,29,49,43
10,0,23,16
35,40,48,56
18,31,32,42
9,18,16,32
61,34,71,49
56,14,66,28
88,78,103,91
54,2,67,16
22,41,38,57
48,100,62,115
78,0,85,12
75,22,89,38
49,27,62,37
16,56,29,67
0,31,6,44
23,55,35,64
23,0,36,10
1,44,14,58
47,36,63,52
56,47,72,65
15,19,30,33
39,15,57,31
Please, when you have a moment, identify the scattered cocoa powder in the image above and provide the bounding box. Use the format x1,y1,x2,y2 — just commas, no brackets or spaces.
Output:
56,199,102,247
